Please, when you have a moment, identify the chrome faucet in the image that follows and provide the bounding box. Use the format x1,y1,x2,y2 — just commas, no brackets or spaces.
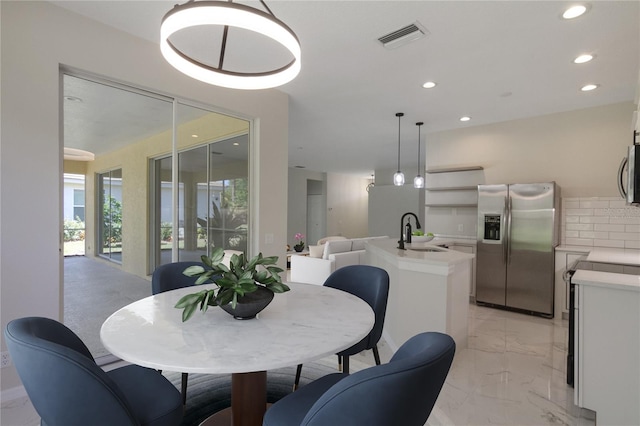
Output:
398,212,422,250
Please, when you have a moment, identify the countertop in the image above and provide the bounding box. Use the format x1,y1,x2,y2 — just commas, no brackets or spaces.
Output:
556,245,640,265
587,248,640,266
366,238,474,276
573,269,640,292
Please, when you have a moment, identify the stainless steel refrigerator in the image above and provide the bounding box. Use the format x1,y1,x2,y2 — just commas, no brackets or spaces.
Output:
476,182,559,317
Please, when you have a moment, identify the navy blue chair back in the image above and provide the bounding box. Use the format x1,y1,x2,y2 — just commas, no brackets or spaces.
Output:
151,261,203,295
5,317,140,425
323,265,389,356
303,332,455,425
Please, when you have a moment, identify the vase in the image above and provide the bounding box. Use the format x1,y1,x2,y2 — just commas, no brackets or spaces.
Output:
294,245,304,252
218,286,274,320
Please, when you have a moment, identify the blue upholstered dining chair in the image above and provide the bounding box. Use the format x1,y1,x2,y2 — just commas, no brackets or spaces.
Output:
4,316,183,426
151,260,204,404
264,332,456,426
293,264,390,390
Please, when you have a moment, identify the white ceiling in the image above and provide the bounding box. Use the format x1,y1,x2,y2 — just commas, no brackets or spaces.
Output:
54,1,640,177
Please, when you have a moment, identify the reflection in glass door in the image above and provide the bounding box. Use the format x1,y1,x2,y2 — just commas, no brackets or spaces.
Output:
98,169,123,262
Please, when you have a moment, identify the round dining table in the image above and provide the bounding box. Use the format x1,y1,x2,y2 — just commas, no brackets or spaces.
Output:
100,282,374,426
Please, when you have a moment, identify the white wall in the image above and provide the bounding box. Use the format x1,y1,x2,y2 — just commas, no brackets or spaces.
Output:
326,173,369,238
427,102,635,197
368,184,425,240
0,1,288,393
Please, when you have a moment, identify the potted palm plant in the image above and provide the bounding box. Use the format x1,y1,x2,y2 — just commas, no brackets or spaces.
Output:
176,247,290,321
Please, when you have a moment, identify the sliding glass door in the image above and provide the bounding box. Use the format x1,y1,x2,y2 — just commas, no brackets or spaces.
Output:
151,102,250,268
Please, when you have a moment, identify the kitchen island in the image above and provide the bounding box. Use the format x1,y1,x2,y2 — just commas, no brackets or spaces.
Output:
365,237,474,351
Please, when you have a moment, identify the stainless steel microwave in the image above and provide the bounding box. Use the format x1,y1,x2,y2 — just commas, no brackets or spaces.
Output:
618,137,640,205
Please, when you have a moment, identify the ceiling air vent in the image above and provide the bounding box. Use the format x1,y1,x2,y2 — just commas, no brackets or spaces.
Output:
378,21,429,49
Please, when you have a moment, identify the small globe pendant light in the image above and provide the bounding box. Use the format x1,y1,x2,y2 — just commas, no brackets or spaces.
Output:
393,112,405,186
414,122,425,188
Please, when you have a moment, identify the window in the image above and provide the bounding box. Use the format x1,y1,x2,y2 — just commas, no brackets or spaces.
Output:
73,189,85,221
98,169,123,262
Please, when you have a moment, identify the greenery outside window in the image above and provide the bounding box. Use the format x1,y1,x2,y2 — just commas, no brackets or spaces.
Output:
98,168,123,262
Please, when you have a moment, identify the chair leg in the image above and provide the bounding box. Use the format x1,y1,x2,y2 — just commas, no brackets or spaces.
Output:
373,345,381,365
181,373,188,405
342,356,350,375
293,364,303,391
337,354,342,372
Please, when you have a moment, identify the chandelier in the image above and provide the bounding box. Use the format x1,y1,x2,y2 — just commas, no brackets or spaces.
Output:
160,1,301,90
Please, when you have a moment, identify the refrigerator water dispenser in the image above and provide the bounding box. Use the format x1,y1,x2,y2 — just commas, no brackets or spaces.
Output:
483,214,501,242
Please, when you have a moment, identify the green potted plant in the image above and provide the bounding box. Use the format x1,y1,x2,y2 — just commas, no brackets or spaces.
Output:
176,247,290,321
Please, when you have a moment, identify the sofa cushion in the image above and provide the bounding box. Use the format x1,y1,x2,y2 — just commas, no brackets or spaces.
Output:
322,240,352,259
317,236,347,245
351,238,368,251
308,245,324,258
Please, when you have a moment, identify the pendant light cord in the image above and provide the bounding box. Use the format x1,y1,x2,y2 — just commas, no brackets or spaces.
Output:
396,112,404,171
416,122,423,175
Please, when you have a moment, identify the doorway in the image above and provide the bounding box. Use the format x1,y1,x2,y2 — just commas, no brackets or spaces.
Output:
306,179,325,245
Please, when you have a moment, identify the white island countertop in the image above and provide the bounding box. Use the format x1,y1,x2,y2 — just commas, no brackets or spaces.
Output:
366,237,474,276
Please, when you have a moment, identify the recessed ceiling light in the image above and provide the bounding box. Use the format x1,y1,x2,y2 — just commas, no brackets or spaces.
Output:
233,142,239,146
574,54,594,64
562,5,588,19
459,116,471,122
191,134,198,138
581,84,599,91
422,81,437,89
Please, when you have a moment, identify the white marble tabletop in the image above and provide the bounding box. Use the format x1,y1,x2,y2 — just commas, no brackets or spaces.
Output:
100,282,374,374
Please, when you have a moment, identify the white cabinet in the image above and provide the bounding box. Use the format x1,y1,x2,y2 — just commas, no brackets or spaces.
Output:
449,244,476,299
575,277,640,425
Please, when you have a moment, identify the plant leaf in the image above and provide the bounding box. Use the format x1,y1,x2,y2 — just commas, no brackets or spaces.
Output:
260,255,278,265
267,265,284,274
182,302,199,322
211,247,226,263
216,288,235,306
268,282,291,293
183,265,205,277
175,291,205,308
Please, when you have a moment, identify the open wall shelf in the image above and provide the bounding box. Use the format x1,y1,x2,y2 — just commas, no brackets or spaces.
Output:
424,166,483,207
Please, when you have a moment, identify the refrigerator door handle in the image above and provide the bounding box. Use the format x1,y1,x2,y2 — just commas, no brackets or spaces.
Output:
503,196,509,264
618,156,628,200
507,196,513,264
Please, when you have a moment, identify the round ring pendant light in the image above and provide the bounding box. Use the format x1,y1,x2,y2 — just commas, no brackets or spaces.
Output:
160,1,301,90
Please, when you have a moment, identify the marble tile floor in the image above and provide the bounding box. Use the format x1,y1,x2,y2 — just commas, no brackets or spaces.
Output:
1,303,596,426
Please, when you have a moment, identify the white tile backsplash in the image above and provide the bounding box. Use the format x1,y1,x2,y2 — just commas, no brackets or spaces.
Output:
561,197,640,249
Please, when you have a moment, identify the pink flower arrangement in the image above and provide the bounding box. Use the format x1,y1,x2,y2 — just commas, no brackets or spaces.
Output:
293,233,305,251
